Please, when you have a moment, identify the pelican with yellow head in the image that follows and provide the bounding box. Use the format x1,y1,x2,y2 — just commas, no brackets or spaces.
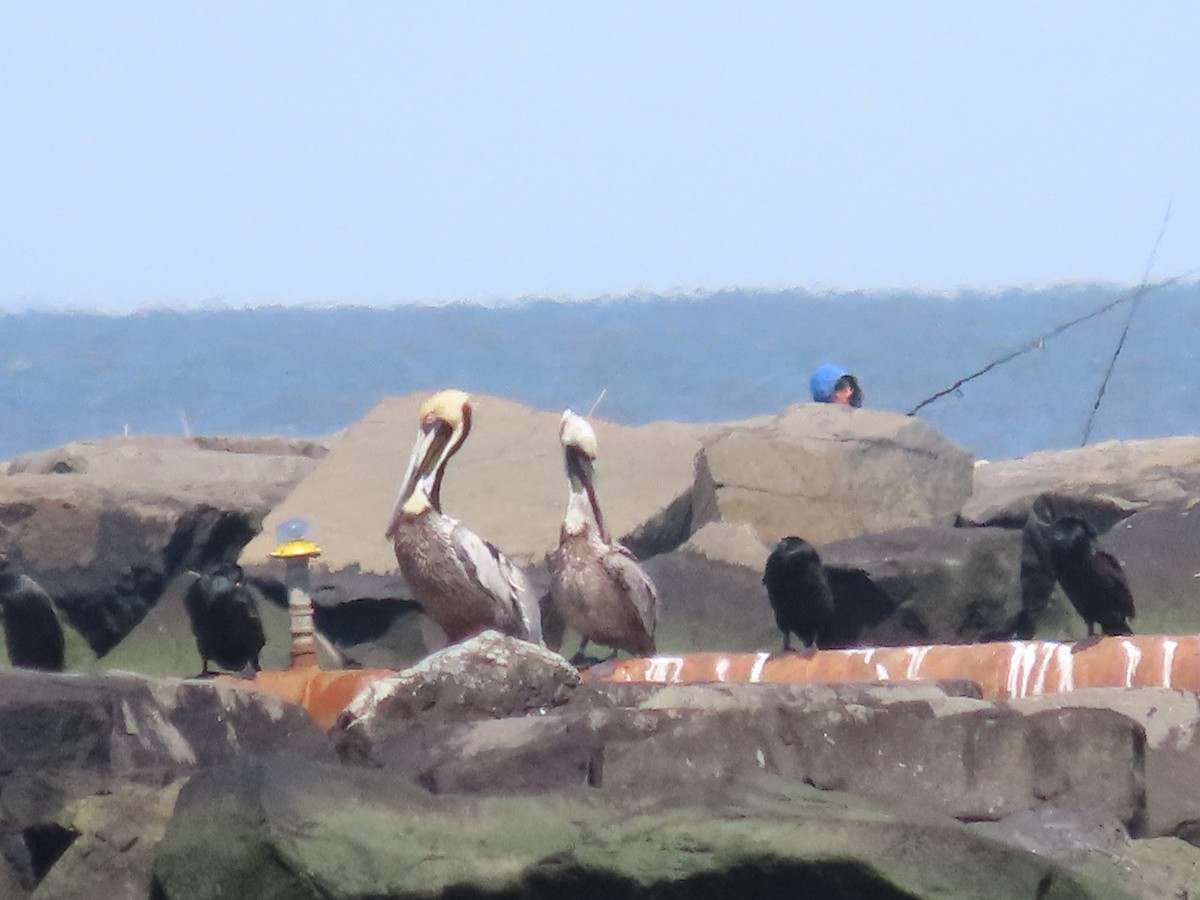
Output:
386,389,542,646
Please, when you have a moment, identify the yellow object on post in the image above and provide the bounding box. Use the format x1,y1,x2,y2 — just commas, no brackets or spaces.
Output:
269,518,322,671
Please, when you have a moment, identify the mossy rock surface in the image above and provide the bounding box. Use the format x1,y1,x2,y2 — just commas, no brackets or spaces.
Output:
152,760,1130,900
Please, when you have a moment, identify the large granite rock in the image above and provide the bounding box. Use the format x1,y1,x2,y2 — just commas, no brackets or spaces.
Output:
0,668,333,896
336,631,581,766
240,393,712,574
0,669,331,785
151,755,1119,900
1006,687,1200,840
333,637,1144,834
659,523,1044,652
817,524,1031,646
961,437,1200,526
693,403,974,546
0,436,324,655
643,549,780,653
10,655,1200,897
1099,499,1200,635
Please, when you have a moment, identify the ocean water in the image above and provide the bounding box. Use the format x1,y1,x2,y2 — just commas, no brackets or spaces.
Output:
1,283,1197,463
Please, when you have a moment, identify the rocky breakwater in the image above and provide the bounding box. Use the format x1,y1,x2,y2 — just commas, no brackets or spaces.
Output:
5,396,1200,676
6,396,1200,894
8,395,1200,677
234,393,978,662
6,632,1200,897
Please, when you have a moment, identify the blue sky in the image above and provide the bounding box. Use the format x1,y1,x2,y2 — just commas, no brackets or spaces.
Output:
2,3,1198,311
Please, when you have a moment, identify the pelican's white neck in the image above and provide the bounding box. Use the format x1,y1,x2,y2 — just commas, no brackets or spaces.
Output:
562,486,597,537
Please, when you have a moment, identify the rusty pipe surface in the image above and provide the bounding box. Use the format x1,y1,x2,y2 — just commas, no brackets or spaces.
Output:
594,635,1200,701
224,635,1200,732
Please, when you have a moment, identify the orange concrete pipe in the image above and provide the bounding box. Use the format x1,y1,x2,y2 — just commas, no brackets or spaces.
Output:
598,635,1200,701
223,667,395,731
221,635,1200,731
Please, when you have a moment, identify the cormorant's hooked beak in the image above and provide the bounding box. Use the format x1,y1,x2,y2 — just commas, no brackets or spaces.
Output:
385,390,472,539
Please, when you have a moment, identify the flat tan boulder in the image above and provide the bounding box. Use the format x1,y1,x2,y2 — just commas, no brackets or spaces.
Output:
693,403,974,546
962,436,1200,525
4,435,325,507
241,393,713,573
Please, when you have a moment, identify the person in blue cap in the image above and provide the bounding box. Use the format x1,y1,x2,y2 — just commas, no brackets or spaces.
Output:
810,363,863,408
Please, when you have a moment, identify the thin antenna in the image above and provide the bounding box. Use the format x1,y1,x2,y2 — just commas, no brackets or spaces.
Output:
180,409,192,438
1081,202,1172,445
586,388,607,418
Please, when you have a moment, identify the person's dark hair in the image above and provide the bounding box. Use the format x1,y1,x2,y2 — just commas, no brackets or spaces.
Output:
835,374,863,408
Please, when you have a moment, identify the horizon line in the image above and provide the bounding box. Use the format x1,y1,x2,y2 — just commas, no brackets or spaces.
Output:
2,276,1197,317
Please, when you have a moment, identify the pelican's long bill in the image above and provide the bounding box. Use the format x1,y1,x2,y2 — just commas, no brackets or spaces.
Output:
559,409,608,544
385,390,471,538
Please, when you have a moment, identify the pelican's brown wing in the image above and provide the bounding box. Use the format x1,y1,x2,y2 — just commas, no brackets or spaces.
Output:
604,544,659,643
451,520,544,645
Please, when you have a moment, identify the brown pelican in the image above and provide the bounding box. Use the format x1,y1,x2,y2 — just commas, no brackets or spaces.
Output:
546,409,658,661
385,389,542,646
1047,516,1135,639
762,536,836,654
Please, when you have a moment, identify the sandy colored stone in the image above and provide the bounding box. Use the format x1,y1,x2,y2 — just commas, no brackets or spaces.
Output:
241,393,714,573
681,521,772,570
694,403,975,545
963,437,1200,525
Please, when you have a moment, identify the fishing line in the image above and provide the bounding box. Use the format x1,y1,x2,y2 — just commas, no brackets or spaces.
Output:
905,269,1196,417
586,388,607,418
1079,204,1172,445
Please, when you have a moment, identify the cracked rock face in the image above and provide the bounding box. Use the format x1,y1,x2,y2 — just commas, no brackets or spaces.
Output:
692,404,974,547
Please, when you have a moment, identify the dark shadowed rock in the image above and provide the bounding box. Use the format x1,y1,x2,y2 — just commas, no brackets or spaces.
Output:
817,525,1027,646
0,435,323,656
242,563,434,669
0,561,65,672
642,549,780,653
0,670,332,783
0,668,332,897
1099,499,1200,635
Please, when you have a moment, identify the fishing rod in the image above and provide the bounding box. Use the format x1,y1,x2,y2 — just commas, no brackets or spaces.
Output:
1079,204,1171,446
906,267,1198,418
